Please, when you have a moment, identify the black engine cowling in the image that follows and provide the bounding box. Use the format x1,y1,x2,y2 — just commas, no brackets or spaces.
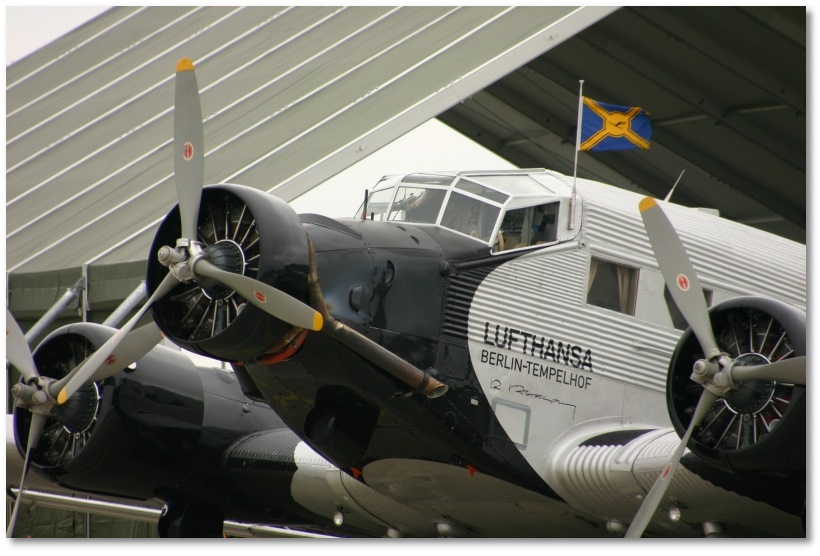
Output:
13,322,278,503
146,184,310,362
667,296,805,479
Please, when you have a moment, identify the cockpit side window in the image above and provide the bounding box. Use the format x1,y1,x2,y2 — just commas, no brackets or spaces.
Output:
496,201,559,252
359,188,397,221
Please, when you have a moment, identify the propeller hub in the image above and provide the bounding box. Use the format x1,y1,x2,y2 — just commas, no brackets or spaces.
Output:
723,353,776,415
197,240,246,300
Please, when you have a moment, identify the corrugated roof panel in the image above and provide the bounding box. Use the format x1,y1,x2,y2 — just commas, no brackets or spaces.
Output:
7,5,610,274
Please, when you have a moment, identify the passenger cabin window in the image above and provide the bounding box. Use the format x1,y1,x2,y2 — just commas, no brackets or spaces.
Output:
496,202,559,252
587,257,638,316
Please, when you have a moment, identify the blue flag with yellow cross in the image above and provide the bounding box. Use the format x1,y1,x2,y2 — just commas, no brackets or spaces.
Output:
579,97,651,152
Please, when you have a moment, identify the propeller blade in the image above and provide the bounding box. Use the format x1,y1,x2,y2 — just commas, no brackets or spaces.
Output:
86,322,163,384
174,57,205,241
639,197,720,360
625,389,718,538
730,355,806,385
53,272,178,404
193,259,323,331
7,412,47,537
6,310,39,383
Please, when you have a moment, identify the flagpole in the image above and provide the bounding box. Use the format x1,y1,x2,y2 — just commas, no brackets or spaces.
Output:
570,79,584,230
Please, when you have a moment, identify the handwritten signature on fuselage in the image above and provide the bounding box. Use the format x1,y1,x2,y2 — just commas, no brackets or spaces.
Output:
491,379,576,418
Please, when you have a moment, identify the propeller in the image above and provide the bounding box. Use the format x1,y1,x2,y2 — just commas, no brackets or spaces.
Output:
625,197,807,538
624,390,717,538
7,412,47,537
5,311,47,536
173,57,204,243
53,272,176,404
56,58,322,407
192,259,322,331
132,56,323,379
6,305,169,535
638,197,720,360
156,57,323,331
7,309,38,383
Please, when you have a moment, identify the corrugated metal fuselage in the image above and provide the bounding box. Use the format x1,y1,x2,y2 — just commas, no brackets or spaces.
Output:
240,176,805,536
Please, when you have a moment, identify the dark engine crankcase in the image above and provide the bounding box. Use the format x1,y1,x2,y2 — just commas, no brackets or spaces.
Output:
13,322,278,504
667,296,805,478
147,184,309,362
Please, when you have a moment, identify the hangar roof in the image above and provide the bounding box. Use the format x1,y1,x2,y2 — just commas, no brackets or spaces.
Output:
441,6,806,244
5,6,806,328
6,5,607,275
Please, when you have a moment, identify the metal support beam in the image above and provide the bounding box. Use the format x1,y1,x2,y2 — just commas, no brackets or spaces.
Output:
102,281,147,328
24,277,84,345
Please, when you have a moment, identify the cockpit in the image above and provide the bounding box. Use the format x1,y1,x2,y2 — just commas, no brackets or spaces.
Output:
356,170,576,253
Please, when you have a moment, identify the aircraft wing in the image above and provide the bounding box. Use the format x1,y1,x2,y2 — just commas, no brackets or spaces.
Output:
540,423,805,537
6,414,338,539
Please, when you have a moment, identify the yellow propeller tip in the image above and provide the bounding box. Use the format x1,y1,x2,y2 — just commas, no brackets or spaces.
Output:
639,196,657,213
312,312,324,331
176,57,194,72
57,389,69,405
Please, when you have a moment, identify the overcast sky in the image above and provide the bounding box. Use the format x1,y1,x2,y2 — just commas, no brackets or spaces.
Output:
4,5,517,219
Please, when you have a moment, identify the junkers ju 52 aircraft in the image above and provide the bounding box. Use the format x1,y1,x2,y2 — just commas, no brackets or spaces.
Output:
7,58,806,539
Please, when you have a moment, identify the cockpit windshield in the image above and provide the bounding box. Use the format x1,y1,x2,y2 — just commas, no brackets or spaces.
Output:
355,171,568,250
440,191,500,241
357,184,500,241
